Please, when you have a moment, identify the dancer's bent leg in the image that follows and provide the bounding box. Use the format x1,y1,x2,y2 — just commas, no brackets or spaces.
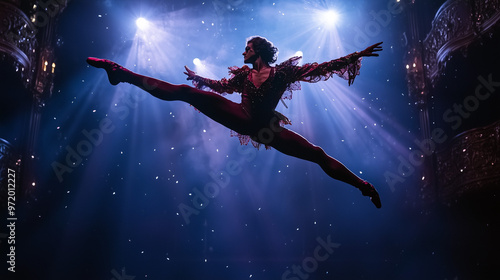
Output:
270,128,381,208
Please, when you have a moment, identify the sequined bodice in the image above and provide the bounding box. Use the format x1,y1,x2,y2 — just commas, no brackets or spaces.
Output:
240,67,289,118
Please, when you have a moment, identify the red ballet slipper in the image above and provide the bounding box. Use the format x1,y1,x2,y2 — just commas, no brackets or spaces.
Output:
359,181,382,208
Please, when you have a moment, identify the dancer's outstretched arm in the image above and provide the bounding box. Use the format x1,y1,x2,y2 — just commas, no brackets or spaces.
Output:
321,42,383,71
291,42,383,86
358,42,383,57
183,65,244,94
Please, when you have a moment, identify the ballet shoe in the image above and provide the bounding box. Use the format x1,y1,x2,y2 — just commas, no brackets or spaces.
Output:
86,57,129,85
358,181,382,208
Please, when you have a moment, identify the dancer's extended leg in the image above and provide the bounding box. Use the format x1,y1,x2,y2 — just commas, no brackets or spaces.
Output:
270,128,381,208
86,58,253,135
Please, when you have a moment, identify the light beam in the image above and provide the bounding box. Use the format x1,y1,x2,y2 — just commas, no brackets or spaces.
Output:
136,17,149,30
317,9,340,28
193,58,202,66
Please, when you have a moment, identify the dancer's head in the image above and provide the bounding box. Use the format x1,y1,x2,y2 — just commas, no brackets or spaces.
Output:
244,36,278,64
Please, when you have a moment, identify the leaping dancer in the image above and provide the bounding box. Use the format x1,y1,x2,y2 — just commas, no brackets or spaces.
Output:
87,36,383,208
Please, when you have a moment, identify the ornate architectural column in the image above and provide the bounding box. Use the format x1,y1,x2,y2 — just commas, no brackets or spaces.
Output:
404,0,436,205
0,0,37,86
406,0,500,206
0,0,66,202
436,120,500,203
423,0,500,87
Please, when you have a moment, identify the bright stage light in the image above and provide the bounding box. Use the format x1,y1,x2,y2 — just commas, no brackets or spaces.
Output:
193,58,201,66
317,9,340,28
294,51,303,58
136,17,149,30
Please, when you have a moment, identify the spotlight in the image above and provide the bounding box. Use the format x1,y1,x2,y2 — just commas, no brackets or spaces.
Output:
294,51,303,58
193,58,202,66
136,17,149,30
317,9,340,28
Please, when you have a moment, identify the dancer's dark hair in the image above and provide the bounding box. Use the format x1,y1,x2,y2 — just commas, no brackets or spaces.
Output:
246,36,278,64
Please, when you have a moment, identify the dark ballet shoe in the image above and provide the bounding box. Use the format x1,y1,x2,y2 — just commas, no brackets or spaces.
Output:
358,181,382,208
86,57,129,85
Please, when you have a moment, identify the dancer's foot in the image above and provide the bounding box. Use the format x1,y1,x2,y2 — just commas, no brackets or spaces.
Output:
358,181,382,208
86,57,130,85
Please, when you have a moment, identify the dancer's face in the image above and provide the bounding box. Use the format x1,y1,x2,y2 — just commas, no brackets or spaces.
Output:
243,43,258,64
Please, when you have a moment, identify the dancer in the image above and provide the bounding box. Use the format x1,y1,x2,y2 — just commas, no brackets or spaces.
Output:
87,36,383,208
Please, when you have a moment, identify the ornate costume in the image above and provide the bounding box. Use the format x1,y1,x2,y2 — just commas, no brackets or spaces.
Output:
192,53,362,148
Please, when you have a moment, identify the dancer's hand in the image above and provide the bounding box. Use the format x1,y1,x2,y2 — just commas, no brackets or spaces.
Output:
184,66,196,80
358,42,383,57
